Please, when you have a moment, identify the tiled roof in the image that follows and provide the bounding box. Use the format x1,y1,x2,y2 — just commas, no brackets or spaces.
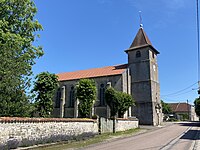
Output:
125,27,159,54
168,103,191,113
130,27,152,48
57,64,128,81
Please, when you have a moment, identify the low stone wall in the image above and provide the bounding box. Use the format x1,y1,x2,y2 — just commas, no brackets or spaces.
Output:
116,118,139,131
99,117,139,133
0,117,138,149
0,117,98,149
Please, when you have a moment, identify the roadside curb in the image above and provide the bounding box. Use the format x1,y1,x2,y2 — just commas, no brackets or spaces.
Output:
190,128,200,150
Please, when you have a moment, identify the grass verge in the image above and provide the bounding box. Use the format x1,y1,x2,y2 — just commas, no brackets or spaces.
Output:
29,128,141,150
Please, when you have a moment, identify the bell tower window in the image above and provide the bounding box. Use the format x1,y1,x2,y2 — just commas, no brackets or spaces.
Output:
136,51,141,58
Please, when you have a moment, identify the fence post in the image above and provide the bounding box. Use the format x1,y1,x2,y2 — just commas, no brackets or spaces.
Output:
98,117,101,134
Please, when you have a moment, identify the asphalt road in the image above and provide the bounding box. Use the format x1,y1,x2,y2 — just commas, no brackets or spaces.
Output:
82,122,200,150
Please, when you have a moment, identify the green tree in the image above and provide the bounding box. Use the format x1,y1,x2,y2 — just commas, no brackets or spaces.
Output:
105,87,119,117
32,72,58,117
76,79,97,118
0,0,43,116
161,100,172,114
105,87,134,133
194,97,200,116
105,87,134,117
118,92,134,118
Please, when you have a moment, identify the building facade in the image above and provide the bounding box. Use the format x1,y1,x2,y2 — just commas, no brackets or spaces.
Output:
168,103,199,121
53,26,162,125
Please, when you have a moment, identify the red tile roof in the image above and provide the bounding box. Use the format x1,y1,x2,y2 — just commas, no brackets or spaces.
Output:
168,103,191,113
57,64,128,81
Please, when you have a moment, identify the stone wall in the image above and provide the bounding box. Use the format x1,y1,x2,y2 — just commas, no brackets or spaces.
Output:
99,117,139,133
116,118,138,131
0,117,98,149
0,117,138,149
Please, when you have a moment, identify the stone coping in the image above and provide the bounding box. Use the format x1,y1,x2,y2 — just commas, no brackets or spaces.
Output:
117,117,138,121
0,117,97,123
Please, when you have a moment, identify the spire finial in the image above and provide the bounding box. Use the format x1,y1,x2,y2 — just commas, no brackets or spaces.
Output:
139,11,143,28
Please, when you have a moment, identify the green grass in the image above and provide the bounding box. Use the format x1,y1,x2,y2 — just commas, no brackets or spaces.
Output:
29,128,141,150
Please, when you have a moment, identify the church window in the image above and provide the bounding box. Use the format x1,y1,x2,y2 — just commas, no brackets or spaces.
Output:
69,86,75,108
55,88,61,108
136,51,141,58
100,84,105,106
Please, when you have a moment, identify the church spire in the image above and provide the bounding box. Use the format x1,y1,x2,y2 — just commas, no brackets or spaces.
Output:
130,27,152,48
125,21,159,54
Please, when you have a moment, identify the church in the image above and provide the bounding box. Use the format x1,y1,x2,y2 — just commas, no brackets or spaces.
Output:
53,25,162,125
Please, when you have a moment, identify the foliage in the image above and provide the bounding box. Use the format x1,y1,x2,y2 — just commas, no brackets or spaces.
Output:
194,97,200,116
32,72,58,117
105,87,134,117
161,100,172,114
76,79,97,118
0,0,43,116
118,92,134,118
168,118,178,122
105,87,119,117
180,114,189,121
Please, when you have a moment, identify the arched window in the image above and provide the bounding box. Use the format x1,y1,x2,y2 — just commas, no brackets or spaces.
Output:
55,88,61,108
136,51,141,58
100,84,105,106
69,86,75,108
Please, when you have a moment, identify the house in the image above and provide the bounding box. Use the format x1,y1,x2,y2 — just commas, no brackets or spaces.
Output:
168,103,199,121
53,24,163,125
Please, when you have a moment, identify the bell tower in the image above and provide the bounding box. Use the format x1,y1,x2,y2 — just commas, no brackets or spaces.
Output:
125,25,162,125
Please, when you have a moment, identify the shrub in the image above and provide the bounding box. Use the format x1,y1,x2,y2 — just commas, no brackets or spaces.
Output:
105,87,134,118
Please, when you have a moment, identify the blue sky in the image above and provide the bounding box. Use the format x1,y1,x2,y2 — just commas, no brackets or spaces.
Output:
33,0,198,104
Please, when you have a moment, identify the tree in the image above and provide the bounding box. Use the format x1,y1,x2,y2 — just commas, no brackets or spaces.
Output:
118,92,134,118
161,100,172,114
76,79,97,118
105,87,134,133
194,97,200,116
32,72,58,117
105,87,134,118
105,87,119,117
0,0,43,116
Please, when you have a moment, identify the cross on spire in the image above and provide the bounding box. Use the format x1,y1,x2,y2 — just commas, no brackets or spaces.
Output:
139,11,143,28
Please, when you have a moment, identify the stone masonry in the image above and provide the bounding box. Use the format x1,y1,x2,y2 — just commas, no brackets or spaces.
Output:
0,118,98,149
0,117,138,149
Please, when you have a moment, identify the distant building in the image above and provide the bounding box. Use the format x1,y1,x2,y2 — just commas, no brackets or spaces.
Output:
168,103,199,121
53,25,163,125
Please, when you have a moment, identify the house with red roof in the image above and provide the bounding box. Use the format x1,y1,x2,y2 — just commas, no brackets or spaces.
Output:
53,24,162,125
168,103,199,121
